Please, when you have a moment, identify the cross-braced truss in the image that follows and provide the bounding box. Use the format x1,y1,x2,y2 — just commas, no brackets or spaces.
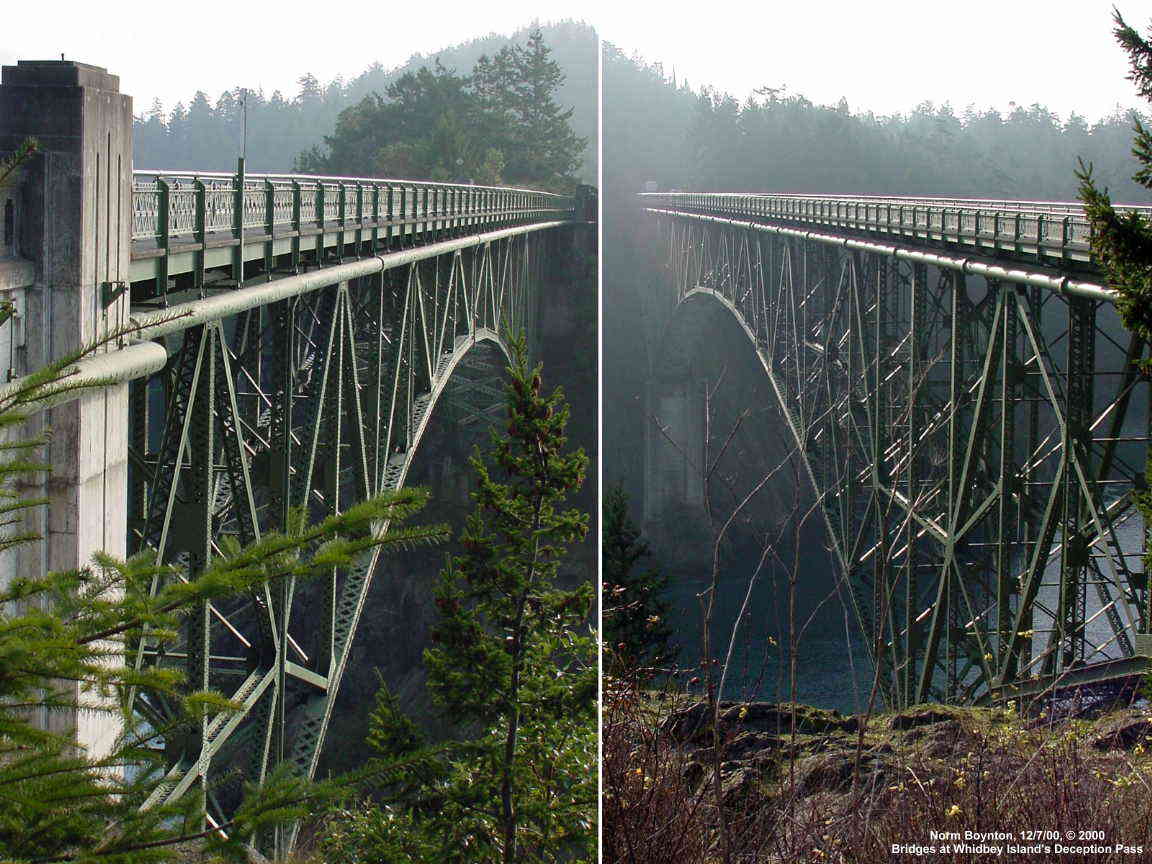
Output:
124,230,546,841
656,210,1151,709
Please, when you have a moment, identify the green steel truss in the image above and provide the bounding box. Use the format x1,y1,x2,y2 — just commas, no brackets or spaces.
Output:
649,201,1151,710
122,172,581,844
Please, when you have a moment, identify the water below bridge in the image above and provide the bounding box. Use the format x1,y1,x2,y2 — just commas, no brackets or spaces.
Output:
664,515,1145,715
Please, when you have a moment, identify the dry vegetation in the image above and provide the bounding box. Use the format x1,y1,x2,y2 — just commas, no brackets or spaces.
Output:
604,672,1152,863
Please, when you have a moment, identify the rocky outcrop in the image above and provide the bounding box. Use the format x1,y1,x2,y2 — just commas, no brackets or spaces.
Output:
658,699,1152,810
661,700,857,745
1091,710,1152,751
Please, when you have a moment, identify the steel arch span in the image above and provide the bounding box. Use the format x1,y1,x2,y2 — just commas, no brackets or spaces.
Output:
121,226,551,839
651,207,1152,710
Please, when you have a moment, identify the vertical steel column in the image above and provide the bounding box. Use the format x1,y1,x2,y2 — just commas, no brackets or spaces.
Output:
336,182,347,260
946,270,964,700
231,159,245,286
904,261,927,703
996,281,1017,659
127,378,149,548
1059,296,1095,669
398,187,408,248
1019,286,1043,675
385,185,395,250
268,295,295,845
321,288,346,678
873,255,896,702
185,323,215,829
370,183,380,254
290,180,302,273
193,178,206,296
157,178,171,301
263,179,275,277
314,183,325,262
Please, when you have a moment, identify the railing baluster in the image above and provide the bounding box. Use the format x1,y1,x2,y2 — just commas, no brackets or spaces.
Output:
193,178,205,296
291,180,301,273
371,183,380,254
264,179,275,276
386,184,394,248
157,178,170,302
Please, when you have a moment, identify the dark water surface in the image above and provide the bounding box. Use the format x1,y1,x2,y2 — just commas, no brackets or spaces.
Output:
665,564,875,716
664,514,1146,715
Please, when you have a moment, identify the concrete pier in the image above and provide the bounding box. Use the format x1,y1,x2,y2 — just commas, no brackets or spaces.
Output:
0,61,133,758
644,371,706,525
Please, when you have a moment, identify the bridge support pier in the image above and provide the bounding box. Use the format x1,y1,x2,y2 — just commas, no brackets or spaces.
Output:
0,61,133,758
644,367,706,532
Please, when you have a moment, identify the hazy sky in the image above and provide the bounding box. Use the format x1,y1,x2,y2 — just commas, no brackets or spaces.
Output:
603,2,1144,122
3,1,1143,122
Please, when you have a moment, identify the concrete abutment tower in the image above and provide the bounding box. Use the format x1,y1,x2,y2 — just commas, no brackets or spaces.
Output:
0,60,132,757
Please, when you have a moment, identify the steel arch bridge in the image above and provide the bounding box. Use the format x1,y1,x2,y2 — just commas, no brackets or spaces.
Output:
2,156,592,848
124,172,582,829
643,192,1152,710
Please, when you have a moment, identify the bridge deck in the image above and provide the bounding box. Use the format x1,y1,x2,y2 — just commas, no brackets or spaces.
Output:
641,192,1152,272
130,171,577,285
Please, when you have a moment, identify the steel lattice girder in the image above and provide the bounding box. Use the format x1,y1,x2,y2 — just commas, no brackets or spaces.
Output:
123,223,553,848
654,208,1151,709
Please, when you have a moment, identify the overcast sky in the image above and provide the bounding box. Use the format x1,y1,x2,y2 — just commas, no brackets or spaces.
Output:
3,1,1143,122
605,2,1144,122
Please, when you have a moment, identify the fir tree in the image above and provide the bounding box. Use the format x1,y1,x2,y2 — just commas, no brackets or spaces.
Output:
299,30,584,191
1078,10,1152,345
320,342,595,863
602,485,674,674
507,29,586,188
472,29,585,188
425,339,593,862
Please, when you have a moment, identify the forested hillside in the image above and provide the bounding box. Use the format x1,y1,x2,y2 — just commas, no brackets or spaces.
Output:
132,20,596,183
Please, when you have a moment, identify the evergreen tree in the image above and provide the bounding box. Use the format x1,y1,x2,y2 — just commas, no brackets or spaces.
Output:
602,485,674,674
320,342,595,863
1079,9,1152,344
0,347,444,862
298,30,584,191
297,63,506,184
425,339,593,862
130,23,597,179
494,29,586,188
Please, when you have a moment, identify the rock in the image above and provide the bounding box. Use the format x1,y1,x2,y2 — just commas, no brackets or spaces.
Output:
662,701,858,746
794,750,857,795
788,745,895,797
721,764,763,808
1091,713,1152,751
919,719,965,758
661,702,712,745
889,708,958,731
725,731,785,760
724,702,858,734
